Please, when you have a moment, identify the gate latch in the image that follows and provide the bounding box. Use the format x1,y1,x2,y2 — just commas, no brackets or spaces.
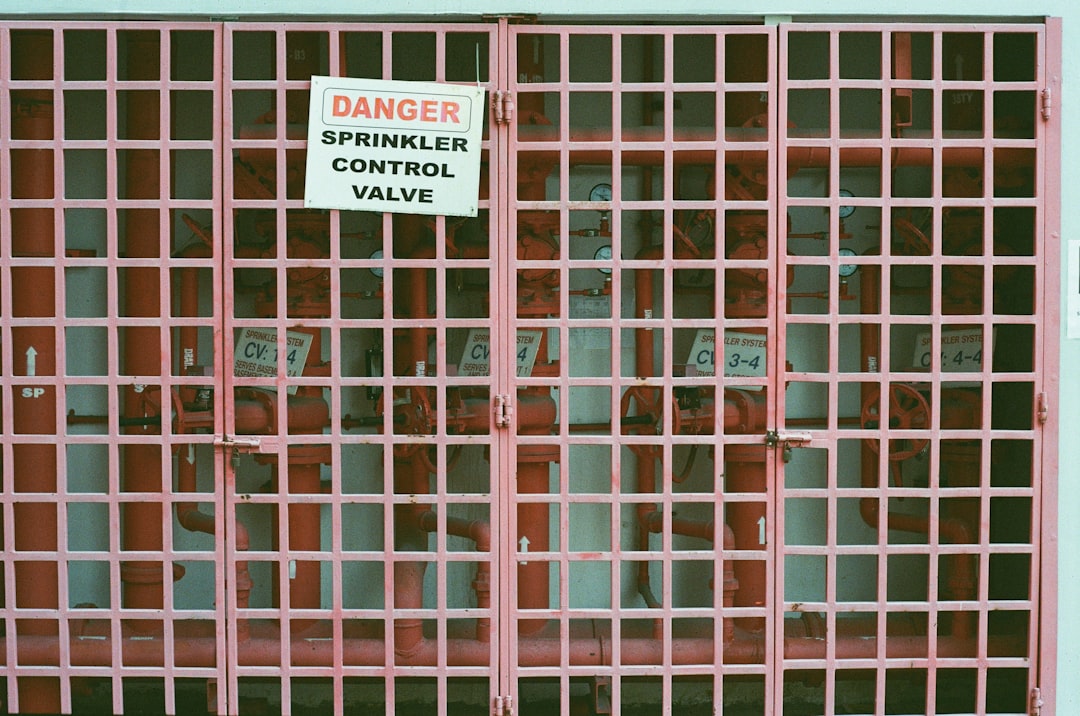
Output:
215,435,279,453
764,429,812,463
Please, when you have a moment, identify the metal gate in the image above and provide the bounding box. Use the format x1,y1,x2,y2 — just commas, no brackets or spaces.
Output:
0,18,1059,715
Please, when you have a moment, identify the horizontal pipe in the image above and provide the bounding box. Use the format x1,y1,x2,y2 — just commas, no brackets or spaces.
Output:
6,627,1021,668
515,126,1032,169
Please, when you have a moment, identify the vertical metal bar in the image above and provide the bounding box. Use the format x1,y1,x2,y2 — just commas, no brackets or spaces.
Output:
1038,17,1062,716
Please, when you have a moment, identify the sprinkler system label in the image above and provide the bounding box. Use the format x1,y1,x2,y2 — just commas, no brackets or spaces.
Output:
305,77,485,217
688,329,768,379
459,329,544,377
912,327,989,372
234,328,314,394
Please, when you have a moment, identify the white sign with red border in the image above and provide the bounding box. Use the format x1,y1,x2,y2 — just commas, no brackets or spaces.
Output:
304,76,485,217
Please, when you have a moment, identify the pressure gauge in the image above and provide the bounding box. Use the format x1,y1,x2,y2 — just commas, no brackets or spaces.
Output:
593,244,614,274
368,249,384,278
589,183,613,203
838,189,856,219
838,247,859,277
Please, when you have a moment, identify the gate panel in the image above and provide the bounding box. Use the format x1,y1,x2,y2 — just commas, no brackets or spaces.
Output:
0,22,228,714
777,24,1049,715
505,25,780,713
221,23,502,715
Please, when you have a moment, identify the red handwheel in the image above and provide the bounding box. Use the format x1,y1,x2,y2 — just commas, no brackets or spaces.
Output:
861,383,931,462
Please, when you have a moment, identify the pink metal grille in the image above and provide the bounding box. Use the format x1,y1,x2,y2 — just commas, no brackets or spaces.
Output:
220,22,502,716
505,24,780,713
777,23,1053,715
0,22,228,715
0,17,1058,716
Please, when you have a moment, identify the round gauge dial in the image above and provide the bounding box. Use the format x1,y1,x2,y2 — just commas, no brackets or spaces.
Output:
369,249,385,278
838,189,856,219
838,247,859,277
589,183,613,203
593,244,614,274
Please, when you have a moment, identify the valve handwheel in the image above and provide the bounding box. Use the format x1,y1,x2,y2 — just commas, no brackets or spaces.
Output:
620,385,681,459
376,387,435,462
860,383,931,462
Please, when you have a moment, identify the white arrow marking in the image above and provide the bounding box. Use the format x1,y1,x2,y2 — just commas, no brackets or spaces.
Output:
518,535,530,565
758,516,767,546
25,347,37,377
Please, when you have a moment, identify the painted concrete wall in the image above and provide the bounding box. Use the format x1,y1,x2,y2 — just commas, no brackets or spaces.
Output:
3,0,1076,712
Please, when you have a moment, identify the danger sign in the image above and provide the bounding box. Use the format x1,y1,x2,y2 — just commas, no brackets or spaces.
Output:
304,76,485,217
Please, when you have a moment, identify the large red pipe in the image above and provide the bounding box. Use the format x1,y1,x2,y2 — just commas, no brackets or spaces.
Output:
121,31,166,620
8,617,1013,669
10,29,61,714
516,126,1034,172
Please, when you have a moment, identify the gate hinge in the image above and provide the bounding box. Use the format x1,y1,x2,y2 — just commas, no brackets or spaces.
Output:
493,394,514,428
492,90,515,125
1037,392,1049,424
1030,686,1043,716
1041,87,1052,121
494,695,515,716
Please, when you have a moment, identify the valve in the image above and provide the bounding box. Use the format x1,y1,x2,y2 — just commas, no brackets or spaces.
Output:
620,386,682,459
860,383,931,489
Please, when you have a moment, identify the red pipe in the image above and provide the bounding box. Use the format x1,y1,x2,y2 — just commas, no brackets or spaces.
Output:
175,454,253,612
419,512,492,643
517,126,1034,172
10,29,61,714
393,455,433,656
175,260,253,613
121,31,167,621
631,243,769,633
9,617,1016,669
401,243,558,637
724,446,769,632
858,264,977,637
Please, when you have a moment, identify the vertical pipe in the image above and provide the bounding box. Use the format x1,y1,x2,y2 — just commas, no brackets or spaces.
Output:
514,454,551,636
393,456,430,655
9,29,61,714
394,262,435,653
724,446,768,633
121,31,165,618
175,262,253,612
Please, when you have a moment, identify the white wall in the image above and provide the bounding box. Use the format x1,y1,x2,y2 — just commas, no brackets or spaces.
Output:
3,0,1076,711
